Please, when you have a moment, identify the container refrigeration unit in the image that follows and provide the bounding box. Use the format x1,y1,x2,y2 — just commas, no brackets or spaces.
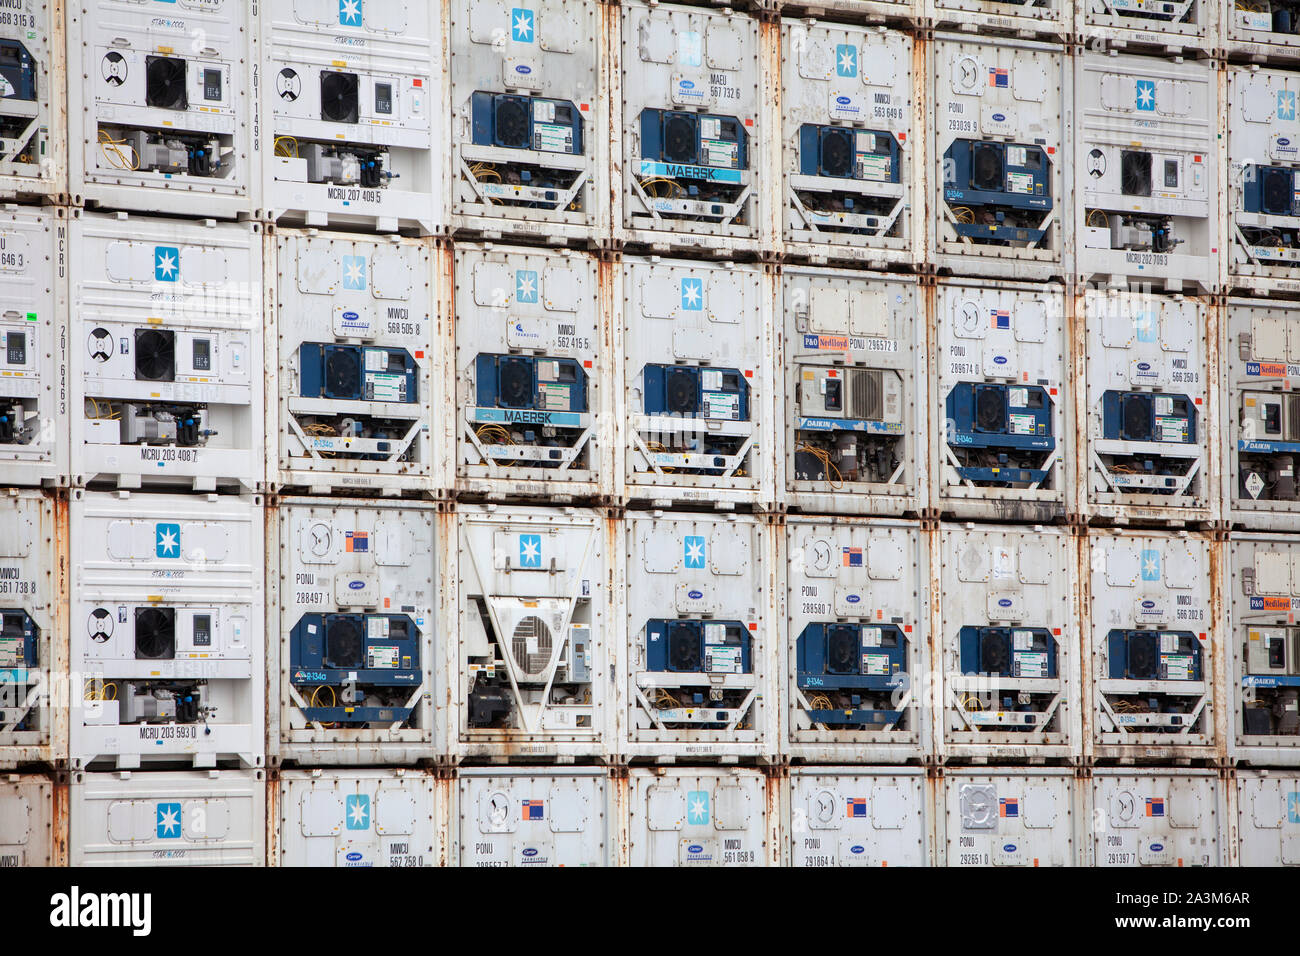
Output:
1223,0,1300,62
1227,66,1300,293
69,211,264,492
69,768,265,866
1083,289,1216,525
0,0,65,202
0,491,62,769
1087,530,1221,762
453,767,611,866
623,512,775,763
939,769,1079,866
785,767,930,867
271,499,438,768
0,205,66,488
67,0,257,218
1223,298,1300,527
1088,769,1224,866
627,767,772,867
929,35,1067,281
1077,0,1216,55
939,524,1080,763
779,20,916,267
274,768,438,867
448,0,606,245
1075,52,1218,294
70,490,264,771
1227,534,1300,765
925,0,1070,41
1235,769,1300,866
615,1,763,254
0,773,60,866
453,505,609,762
932,279,1069,522
455,244,607,501
263,0,438,234
780,269,924,517
784,517,930,765
270,230,434,496
621,257,772,509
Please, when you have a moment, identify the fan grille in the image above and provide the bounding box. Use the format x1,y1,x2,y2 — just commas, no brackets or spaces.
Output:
820,129,854,178
510,615,553,677
826,625,859,675
975,386,1007,433
667,621,702,672
495,98,530,149
134,329,176,383
1121,150,1153,198
979,630,1010,674
663,114,697,165
972,143,1003,191
1128,632,1159,680
320,71,360,124
1121,394,1152,441
324,347,361,399
498,357,534,409
1262,167,1294,216
847,370,883,421
145,55,188,111
134,607,176,660
325,617,364,669
665,368,697,415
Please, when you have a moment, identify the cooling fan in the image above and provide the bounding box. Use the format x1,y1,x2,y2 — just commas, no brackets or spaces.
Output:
145,55,188,111
510,615,554,678
972,143,1003,191
1127,632,1159,680
980,630,1010,674
667,621,703,672
134,329,176,382
975,386,1007,433
665,368,697,415
663,113,697,165
324,616,364,669
324,347,361,400
497,357,534,409
320,71,360,124
1262,167,1295,216
134,607,176,660
820,128,854,178
1121,394,1152,441
1121,150,1153,198
826,625,859,675
495,97,531,150
851,370,883,421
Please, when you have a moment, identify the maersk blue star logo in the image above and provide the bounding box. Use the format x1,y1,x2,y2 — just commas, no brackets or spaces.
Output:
156,802,182,839
342,255,366,291
836,44,857,78
687,790,709,825
684,535,706,569
1135,80,1156,112
1140,549,1161,582
155,523,181,558
1288,792,1300,824
516,269,539,304
339,0,361,27
154,246,179,282
1280,90,1297,122
680,277,703,311
511,8,534,42
345,793,370,830
519,534,542,568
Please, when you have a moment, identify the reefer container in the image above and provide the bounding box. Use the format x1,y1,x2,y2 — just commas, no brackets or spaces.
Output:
67,0,257,218
623,511,776,763
1075,52,1218,294
779,21,917,267
448,0,607,245
68,211,264,492
1222,0,1300,64
1235,769,1300,866
271,498,439,767
0,0,65,202
1227,534,1300,765
274,768,438,867
262,0,438,233
453,767,611,866
785,767,931,866
939,768,1079,866
939,524,1081,762
627,767,773,867
784,517,930,764
926,0,1069,41
0,205,66,487
70,768,265,865
932,278,1070,522
1083,288,1217,525
1222,297,1300,527
1227,67,1300,294
1088,769,1224,866
1086,529,1222,761
70,489,265,770
453,505,610,761
455,244,609,501
0,491,63,768
780,268,924,517
620,256,773,509
1077,0,1216,55
0,773,61,866
269,229,435,495
929,35,1068,282
614,1,764,255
